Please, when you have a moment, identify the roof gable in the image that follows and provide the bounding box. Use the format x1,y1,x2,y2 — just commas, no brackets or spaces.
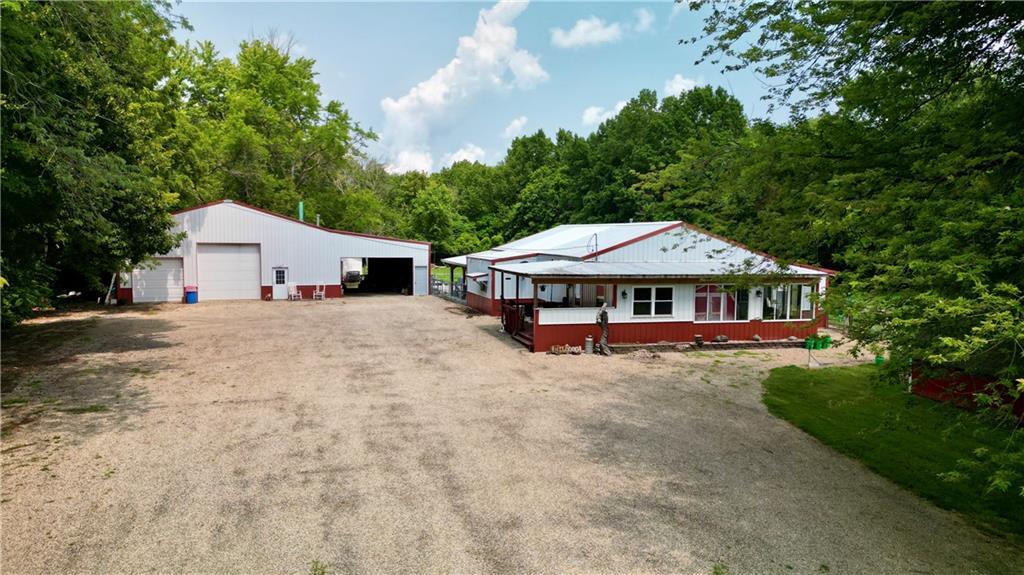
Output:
172,200,430,247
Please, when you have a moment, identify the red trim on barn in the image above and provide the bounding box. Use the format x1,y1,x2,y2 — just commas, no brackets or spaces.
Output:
116,287,133,304
260,284,342,300
172,199,431,247
532,316,825,353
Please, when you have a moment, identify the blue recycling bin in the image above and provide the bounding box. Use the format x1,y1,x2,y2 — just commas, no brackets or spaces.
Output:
184,285,198,304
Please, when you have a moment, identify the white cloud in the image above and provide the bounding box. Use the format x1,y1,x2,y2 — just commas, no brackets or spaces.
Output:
502,116,529,139
390,150,434,174
670,1,691,21
582,100,627,127
441,143,487,167
664,73,702,95
551,16,623,48
634,8,655,32
380,1,547,173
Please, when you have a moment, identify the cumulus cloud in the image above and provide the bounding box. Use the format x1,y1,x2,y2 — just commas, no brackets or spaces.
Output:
502,116,529,139
380,1,547,173
441,143,487,167
582,100,627,127
551,16,622,48
664,74,702,95
633,8,655,32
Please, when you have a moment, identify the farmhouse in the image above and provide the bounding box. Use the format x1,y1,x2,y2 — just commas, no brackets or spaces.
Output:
447,222,833,352
118,200,431,303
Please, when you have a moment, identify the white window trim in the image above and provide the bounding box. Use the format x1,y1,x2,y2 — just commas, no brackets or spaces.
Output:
761,284,816,322
631,286,674,318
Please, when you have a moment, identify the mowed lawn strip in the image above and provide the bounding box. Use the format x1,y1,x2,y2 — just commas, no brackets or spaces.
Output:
763,364,1024,544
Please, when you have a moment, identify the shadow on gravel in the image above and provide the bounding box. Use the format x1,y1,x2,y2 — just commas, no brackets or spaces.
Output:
469,322,529,352
1,315,178,440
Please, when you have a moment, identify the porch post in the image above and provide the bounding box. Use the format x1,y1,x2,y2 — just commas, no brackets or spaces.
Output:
515,272,520,301
449,266,454,295
500,272,505,302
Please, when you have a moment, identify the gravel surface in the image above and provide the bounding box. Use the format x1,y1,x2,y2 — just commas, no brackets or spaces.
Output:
2,296,1020,575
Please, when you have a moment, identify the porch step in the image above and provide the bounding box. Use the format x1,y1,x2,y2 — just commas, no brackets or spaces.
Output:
511,330,534,351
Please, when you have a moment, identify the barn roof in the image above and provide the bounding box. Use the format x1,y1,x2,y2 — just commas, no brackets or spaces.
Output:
172,199,431,247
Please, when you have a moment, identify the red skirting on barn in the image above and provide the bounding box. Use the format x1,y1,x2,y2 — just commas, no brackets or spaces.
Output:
262,284,344,300
532,316,825,353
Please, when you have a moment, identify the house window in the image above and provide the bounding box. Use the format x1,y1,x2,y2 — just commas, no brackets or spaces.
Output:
633,286,673,316
695,285,749,322
762,284,815,320
274,269,287,285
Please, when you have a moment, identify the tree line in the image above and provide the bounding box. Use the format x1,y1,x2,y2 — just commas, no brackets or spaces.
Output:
3,2,1022,424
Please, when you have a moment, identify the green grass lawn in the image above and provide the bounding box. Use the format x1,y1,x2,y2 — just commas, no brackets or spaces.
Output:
431,265,463,283
763,364,1023,544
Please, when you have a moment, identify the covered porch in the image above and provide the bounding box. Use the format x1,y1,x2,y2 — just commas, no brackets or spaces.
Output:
491,260,831,353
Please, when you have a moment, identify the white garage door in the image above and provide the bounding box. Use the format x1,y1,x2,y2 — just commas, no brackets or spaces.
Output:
132,258,184,303
197,244,261,300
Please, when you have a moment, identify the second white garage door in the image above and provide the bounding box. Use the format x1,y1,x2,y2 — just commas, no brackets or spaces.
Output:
197,244,261,300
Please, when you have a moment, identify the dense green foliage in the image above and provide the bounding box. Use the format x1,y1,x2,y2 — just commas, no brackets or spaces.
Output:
1,1,183,325
763,365,1023,547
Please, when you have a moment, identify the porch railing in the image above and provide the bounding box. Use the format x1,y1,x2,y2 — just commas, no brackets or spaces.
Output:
501,301,534,341
432,278,466,302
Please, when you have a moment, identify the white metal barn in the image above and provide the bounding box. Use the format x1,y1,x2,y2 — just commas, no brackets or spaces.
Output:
120,200,431,303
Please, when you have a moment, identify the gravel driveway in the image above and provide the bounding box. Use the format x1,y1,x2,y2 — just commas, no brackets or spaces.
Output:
1,296,1019,574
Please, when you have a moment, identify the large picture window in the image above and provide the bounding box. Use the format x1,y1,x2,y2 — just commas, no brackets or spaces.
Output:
633,286,673,316
762,284,815,321
695,285,749,322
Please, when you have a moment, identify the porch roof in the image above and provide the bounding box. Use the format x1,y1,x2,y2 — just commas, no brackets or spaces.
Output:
489,259,831,280
441,255,467,267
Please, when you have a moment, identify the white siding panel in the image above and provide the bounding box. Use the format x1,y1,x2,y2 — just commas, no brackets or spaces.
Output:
538,283,695,325
596,227,760,264
132,258,183,303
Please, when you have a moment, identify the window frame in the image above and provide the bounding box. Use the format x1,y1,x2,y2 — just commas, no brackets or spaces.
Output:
694,284,750,323
761,284,816,322
632,286,674,317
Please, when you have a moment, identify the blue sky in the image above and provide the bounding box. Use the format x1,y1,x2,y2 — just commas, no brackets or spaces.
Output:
175,1,776,172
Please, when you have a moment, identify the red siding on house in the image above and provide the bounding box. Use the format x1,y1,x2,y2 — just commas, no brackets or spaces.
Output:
261,286,273,300
532,316,825,353
466,292,494,315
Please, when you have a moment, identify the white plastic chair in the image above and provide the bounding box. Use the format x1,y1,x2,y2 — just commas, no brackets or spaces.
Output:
288,283,302,300
312,284,325,301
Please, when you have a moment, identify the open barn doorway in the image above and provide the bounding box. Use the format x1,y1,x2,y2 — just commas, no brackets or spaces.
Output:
344,257,414,295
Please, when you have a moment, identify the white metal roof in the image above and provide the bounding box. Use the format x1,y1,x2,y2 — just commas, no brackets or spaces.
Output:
467,221,680,261
489,259,829,279
440,255,467,267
